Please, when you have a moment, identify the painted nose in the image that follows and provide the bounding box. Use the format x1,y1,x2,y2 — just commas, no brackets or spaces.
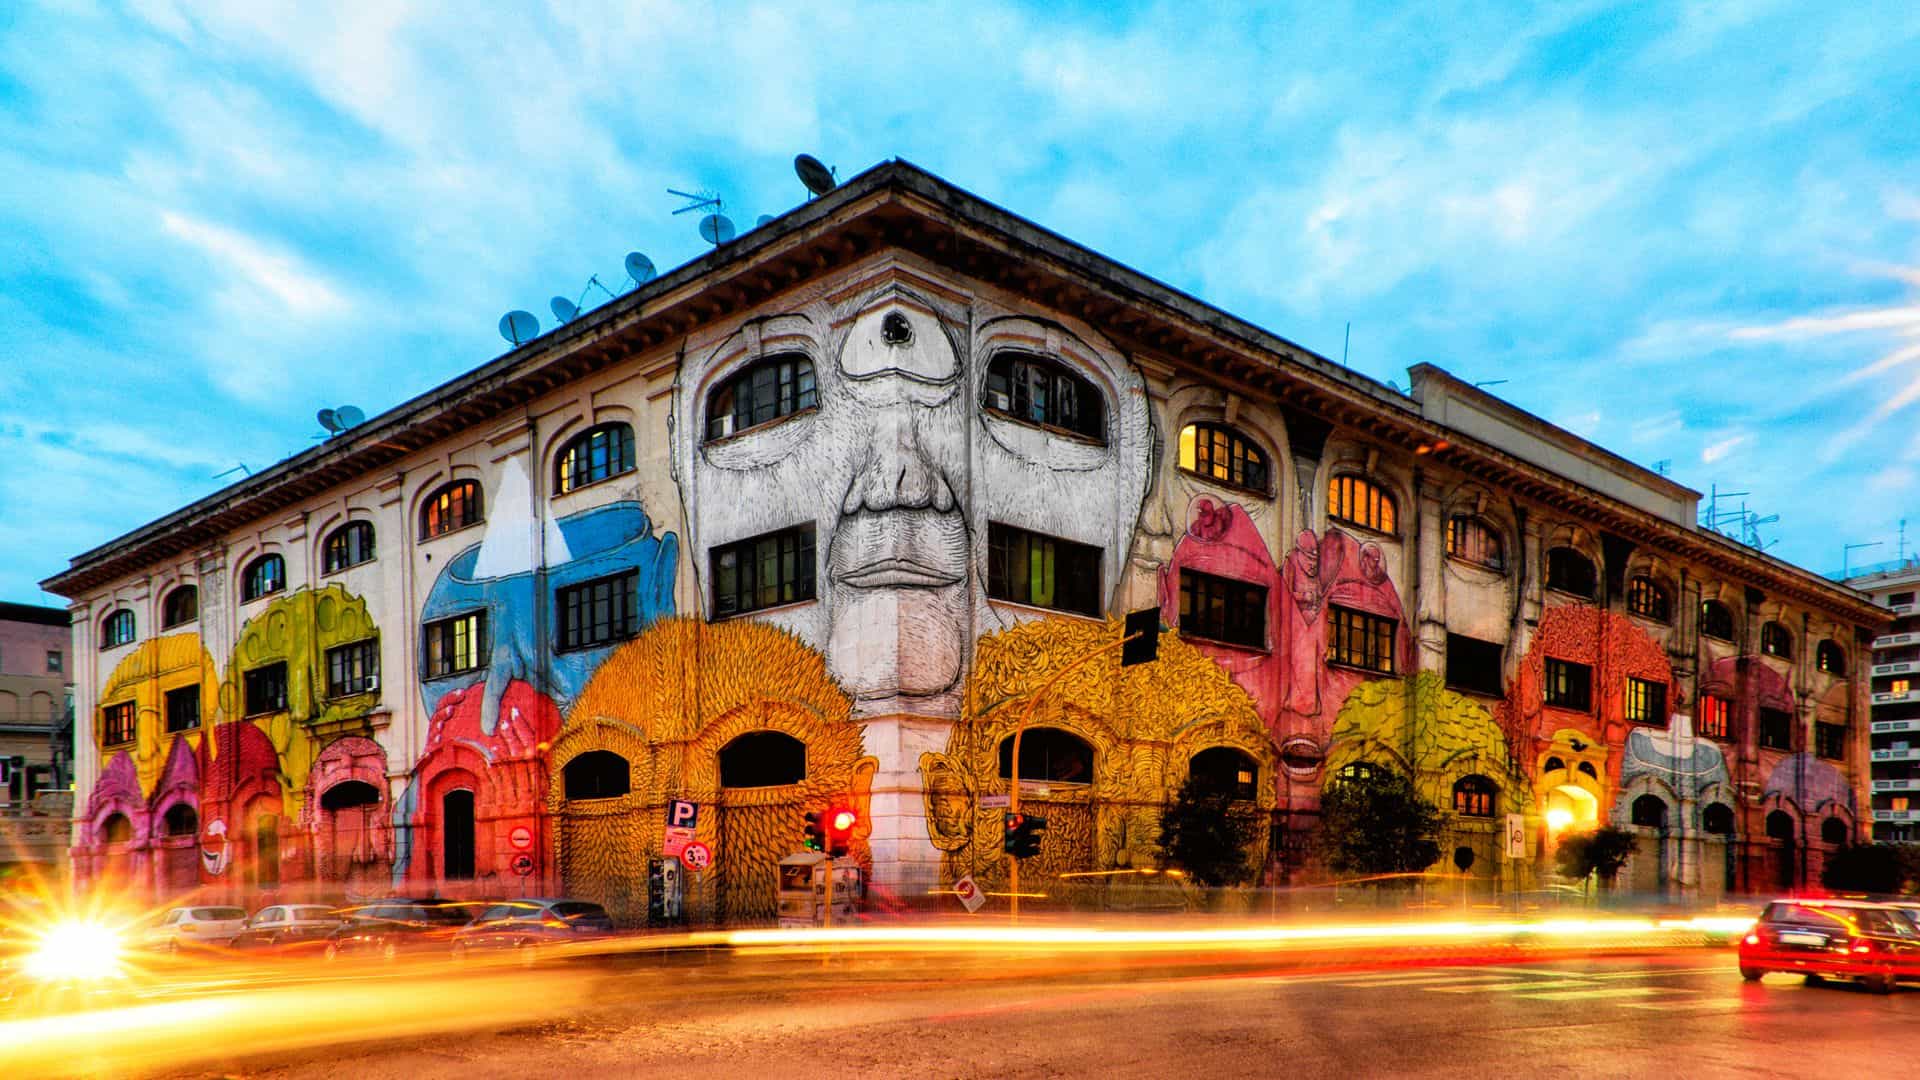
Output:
842,414,957,514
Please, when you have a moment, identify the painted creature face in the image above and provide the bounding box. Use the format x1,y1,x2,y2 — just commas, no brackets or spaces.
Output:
675,291,1150,710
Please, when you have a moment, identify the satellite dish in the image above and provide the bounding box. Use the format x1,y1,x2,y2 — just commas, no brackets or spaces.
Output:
317,408,341,434
550,296,580,323
624,251,656,285
499,310,540,346
795,154,836,196
699,213,736,245
756,214,775,229
335,405,365,429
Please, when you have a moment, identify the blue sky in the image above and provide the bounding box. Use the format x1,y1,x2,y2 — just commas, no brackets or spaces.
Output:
4,1,1920,606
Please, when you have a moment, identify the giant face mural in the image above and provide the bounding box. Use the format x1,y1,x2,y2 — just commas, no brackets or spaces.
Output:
673,280,1151,712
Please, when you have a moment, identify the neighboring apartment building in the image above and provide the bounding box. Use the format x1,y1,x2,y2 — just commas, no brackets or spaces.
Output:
1844,563,1920,843
44,162,1885,921
1,600,74,884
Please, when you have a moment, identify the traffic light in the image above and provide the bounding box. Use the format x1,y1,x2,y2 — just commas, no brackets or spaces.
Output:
803,811,825,852
1121,607,1160,667
1003,812,1047,859
826,806,857,858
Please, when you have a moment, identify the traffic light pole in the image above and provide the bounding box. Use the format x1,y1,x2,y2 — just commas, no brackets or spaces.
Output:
1006,628,1143,923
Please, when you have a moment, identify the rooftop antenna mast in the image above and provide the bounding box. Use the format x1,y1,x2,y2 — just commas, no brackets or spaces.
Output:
669,187,735,248
1843,541,1883,579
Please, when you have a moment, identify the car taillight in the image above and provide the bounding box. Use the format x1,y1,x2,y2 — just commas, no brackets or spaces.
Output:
1852,940,1874,954
1743,934,1760,946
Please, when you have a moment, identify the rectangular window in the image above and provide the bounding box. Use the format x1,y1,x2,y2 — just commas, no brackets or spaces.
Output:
1445,634,1505,696
557,569,639,651
711,525,817,618
46,650,62,674
1698,694,1733,740
1759,707,1793,751
1624,676,1667,726
164,686,200,733
101,701,136,746
1815,722,1847,761
1892,591,1915,606
423,612,487,679
1544,658,1592,711
243,662,289,716
1327,605,1396,674
1177,569,1267,649
325,639,380,697
986,523,1102,617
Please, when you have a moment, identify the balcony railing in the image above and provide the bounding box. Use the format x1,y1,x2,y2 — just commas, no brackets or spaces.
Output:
1873,778,1920,792
1873,719,1920,734
1873,689,1920,706
1874,809,1920,822
1873,748,1920,762
1874,661,1920,678
1874,632,1920,651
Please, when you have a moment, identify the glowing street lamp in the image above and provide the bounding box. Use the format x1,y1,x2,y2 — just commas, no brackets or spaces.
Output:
1546,807,1575,832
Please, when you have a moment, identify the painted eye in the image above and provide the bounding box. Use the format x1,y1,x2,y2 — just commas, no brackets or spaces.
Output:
881,312,913,345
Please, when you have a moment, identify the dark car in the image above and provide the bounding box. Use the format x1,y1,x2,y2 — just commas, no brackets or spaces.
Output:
228,905,345,953
322,899,475,961
1739,899,1920,993
450,898,616,962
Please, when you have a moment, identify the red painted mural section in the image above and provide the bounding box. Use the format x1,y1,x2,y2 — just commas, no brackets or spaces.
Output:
303,735,393,900
198,720,288,895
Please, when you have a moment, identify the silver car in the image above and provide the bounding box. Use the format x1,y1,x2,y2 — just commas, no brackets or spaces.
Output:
142,906,249,952
229,905,344,951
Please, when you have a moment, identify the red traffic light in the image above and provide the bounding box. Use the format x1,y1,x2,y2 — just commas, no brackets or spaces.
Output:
830,809,857,831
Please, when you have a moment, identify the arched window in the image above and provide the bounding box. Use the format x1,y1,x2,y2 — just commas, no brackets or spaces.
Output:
1699,599,1734,641
323,521,376,573
1545,548,1597,598
555,422,635,493
1627,576,1670,623
706,353,817,441
320,781,380,812
1630,794,1669,829
983,351,1106,442
161,586,198,629
1445,517,1504,571
1543,756,1567,773
1821,817,1849,846
1702,803,1735,835
1765,810,1795,841
163,802,198,837
1336,761,1379,782
718,731,807,788
563,750,632,800
998,727,1094,785
99,609,135,649
1328,475,1396,534
1761,621,1793,659
241,554,285,602
1816,640,1846,676
1452,775,1497,817
102,813,132,845
441,790,475,880
420,480,483,539
1189,746,1258,801
1177,423,1269,492
1578,761,1599,779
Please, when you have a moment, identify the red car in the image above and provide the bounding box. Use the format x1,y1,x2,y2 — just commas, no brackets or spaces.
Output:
1739,899,1920,993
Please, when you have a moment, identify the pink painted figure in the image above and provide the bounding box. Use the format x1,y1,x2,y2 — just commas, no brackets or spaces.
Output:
197,720,289,892
1158,497,1283,725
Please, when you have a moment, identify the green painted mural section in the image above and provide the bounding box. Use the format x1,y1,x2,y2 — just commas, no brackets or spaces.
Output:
1326,673,1533,817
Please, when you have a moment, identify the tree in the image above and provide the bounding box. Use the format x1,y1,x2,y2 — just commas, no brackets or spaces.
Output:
1555,826,1636,888
1159,777,1261,888
1314,768,1442,881
1820,844,1914,895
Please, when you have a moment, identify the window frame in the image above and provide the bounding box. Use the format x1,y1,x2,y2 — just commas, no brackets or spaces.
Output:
163,685,201,734
1760,621,1793,660
1176,422,1270,495
1626,576,1671,623
1444,516,1505,572
556,568,641,651
322,521,377,574
324,638,380,698
419,480,484,540
1444,633,1505,697
1698,693,1734,740
1758,706,1793,751
1699,599,1735,642
1814,722,1847,761
1545,547,1598,599
718,730,809,788
101,701,136,747
1624,675,1668,726
986,522,1103,618
981,350,1107,444
554,422,636,494
1327,474,1398,536
1327,604,1396,675
242,661,290,717
1544,657,1593,712
100,609,136,650
1176,567,1268,650
1815,640,1846,676
997,726,1096,786
705,353,819,443
710,524,818,619
421,611,488,680
1452,775,1497,818
160,585,199,629
1188,746,1259,802
241,554,286,603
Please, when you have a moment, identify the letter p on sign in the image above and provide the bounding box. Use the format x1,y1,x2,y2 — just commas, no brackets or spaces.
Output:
668,799,699,830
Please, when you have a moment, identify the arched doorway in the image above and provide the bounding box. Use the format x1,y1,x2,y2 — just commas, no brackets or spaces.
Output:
1703,802,1736,898
1189,747,1258,801
1766,810,1796,890
443,789,476,882
158,802,200,893
995,727,1096,882
1627,794,1669,898
252,814,280,890
557,748,640,923
319,780,385,897
716,731,808,924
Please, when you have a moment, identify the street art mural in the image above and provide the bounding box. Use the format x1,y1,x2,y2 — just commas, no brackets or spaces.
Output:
1157,495,1414,790
548,617,873,926
1764,753,1856,819
920,616,1274,896
1325,673,1532,818
198,717,287,888
1613,715,1730,830
92,634,218,802
303,735,392,899
671,282,1153,712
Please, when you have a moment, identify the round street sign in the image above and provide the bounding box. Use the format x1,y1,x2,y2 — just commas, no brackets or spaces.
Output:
511,853,535,876
509,825,533,850
681,841,713,872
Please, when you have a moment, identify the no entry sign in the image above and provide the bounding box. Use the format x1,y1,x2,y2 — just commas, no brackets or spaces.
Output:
681,841,713,872
509,825,533,850
953,873,986,914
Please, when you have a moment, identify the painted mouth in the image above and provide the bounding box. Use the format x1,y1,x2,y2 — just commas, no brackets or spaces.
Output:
837,558,963,589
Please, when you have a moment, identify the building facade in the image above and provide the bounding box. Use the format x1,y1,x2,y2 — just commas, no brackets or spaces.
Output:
1844,563,1920,843
46,163,1886,921
1,600,75,884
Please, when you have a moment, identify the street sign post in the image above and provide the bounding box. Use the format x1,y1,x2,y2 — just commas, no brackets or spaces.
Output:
1504,814,1526,859
953,873,986,914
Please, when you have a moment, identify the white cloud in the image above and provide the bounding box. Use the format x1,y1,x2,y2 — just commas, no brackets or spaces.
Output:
1701,433,1748,464
160,212,348,317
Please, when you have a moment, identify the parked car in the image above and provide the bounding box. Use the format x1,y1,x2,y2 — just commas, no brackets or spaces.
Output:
140,906,249,953
228,905,345,951
322,899,475,961
1739,898,1920,993
450,899,616,961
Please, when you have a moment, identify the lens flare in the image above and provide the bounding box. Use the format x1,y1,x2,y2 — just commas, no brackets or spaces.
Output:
23,919,126,982
1545,808,1574,830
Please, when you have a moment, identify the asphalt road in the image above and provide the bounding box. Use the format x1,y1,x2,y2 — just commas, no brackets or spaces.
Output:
99,946,1909,1079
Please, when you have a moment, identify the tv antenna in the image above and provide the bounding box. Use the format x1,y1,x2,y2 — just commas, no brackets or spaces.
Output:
499,310,540,346
212,463,252,480
1651,459,1671,477
549,275,621,325
1842,540,1883,578
670,188,735,248
794,154,836,197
